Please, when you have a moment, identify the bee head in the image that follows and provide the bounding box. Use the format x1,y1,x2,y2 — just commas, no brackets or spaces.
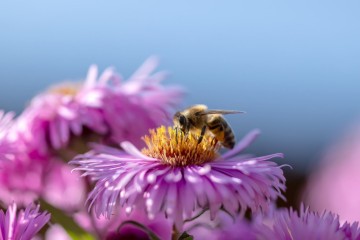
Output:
173,111,188,132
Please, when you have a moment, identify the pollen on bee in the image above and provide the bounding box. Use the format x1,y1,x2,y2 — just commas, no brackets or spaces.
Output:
141,126,220,166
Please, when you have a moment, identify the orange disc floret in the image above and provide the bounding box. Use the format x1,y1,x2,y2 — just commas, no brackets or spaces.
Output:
141,126,220,166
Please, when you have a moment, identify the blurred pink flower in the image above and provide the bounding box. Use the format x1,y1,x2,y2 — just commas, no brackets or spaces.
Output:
0,152,45,206
304,125,360,224
0,203,50,239
102,210,172,240
0,151,86,212
187,205,360,240
187,211,257,240
102,57,183,148
41,159,86,212
71,127,286,228
0,110,15,161
45,224,72,240
253,205,360,240
63,209,172,240
13,57,183,154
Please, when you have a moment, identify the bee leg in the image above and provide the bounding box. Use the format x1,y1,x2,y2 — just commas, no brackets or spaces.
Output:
175,127,178,144
184,130,189,139
211,137,217,145
197,125,207,145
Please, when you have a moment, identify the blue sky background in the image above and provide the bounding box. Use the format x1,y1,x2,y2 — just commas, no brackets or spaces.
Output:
1,1,359,172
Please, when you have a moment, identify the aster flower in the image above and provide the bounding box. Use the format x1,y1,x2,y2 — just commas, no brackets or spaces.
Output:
0,203,50,239
187,211,257,240
71,126,286,229
102,210,172,240
0,110,15,161
45,224,72,240
71,208,172,240
0,153,45,206
41,159,86,211
342,222,360,240
101,57,184,148
12,68,111,154
254,205,360,240
14,57,183,154
0,149,86,211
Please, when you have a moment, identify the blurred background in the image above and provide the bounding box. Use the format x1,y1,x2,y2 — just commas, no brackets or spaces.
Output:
1,1,360,209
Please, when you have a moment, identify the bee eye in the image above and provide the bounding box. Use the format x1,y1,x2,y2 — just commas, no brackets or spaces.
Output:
179,115,186,125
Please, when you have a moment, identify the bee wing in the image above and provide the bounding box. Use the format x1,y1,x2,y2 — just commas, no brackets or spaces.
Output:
201,109,246,115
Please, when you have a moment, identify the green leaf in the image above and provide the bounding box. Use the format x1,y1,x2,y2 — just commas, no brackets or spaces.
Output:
178,231,194,240
68,232,95,240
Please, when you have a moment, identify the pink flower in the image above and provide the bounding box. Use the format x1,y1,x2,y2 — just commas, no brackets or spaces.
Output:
342,222,360,240
304,125,360,224
102,210,172,240
0,58,183,238
187,211,257,240
14,78,108,154
187,205,360,240
14,57,183,154
71,127,286,228
58,209,172,240
0,110,15,161
45,224,72,240
0,203,50,239
100,57,184,148
0,151,86,211
0,153,45,206
41,159,86,212
254,205,360,240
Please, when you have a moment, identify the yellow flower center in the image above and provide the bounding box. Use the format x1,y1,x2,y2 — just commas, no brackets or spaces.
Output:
48,82,82,96
141,126,220,166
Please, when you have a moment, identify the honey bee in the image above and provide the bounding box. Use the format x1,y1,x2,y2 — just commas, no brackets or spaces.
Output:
173,104,244,149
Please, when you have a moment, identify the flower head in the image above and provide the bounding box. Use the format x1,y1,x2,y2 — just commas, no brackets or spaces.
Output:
0,203,50,239
342,222,360,240
45,224,72,240
141,126,220,166
103,210,172,240
13,57,183,154
100,57,184,148
254,205,360,240
71,126,285,227
0,150,86,211
0,155,44,206
187,211,258,240
71,206,172,240
0,110,15,161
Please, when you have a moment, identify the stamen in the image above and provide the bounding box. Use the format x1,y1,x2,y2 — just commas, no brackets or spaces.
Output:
141,126,220,166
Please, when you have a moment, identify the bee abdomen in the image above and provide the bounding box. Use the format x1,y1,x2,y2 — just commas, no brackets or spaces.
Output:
219,120,234,148
207,116,235,149
223,128,235,149
207,119,223,135
208,123,222,131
